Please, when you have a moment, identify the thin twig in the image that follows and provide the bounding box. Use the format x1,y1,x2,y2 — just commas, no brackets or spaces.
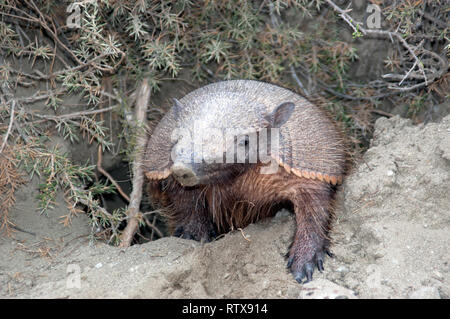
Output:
0,100,15,154
33,52,113,80
399,59,418,86
144,216,164,239
34,104,120,121
95,79,130,203
15,89,64,104
24,0,83,66
97,145,130,203
0,104,122,131
370,109,394,118
417,9,449,29
237,228,251,242
63,173,113,219
290,65,310,96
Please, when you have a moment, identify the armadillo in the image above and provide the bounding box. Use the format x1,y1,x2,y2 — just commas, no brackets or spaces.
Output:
144,80,347,283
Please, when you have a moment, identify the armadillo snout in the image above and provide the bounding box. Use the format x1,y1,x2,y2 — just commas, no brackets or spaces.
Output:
171,162,199,187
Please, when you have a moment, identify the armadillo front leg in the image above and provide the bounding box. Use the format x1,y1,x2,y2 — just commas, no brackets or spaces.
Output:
173,211,216,243
171,188,216,243
149,179,216,243
288,180,335,283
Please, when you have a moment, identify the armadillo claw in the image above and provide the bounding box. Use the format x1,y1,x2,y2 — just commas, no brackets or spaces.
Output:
288,248,331,284
286,255,294,269
316,250,325,272
292,261,314,284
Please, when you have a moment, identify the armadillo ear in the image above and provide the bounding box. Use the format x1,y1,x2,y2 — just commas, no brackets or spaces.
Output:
265,102,295,128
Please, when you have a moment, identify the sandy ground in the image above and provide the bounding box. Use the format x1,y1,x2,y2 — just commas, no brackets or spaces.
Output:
1,114,449,299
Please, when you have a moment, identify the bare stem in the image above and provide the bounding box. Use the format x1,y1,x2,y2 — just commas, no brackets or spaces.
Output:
0,101,15,154
119,79,151,247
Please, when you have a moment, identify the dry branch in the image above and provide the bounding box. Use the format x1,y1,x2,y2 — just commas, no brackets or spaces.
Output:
325,0,448,92
119,79,151,247
0,100,15,154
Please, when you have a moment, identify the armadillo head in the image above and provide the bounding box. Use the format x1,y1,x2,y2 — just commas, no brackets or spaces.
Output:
169,94,294,186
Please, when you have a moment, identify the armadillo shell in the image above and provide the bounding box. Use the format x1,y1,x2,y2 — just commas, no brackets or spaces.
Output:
143,80,346,185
